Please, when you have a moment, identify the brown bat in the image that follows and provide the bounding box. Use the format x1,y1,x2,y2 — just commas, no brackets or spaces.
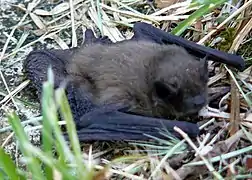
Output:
66,41,209,119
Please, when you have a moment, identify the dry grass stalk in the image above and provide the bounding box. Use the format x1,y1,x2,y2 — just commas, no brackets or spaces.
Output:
198,0,252,44
174,127,223,179
230,16,252,52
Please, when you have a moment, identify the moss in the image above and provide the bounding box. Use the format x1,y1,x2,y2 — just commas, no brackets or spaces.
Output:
237,40,252,61
235,31,252,66
216,27,237,52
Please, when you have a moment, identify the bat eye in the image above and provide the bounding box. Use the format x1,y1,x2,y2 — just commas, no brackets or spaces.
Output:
154,81,170,99
193,95,206,107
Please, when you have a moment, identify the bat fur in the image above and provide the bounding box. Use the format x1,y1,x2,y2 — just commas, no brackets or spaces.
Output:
66,41,209,119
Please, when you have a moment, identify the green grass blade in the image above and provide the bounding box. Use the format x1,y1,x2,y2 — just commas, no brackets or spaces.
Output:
0,148,26,180
171,0,228,36
23,144,76,180
42,68,74,171
7,111,44,180
43,94,74,164
186,145,252,166
41,79,55,180
55,88,92,179
0,171,4,180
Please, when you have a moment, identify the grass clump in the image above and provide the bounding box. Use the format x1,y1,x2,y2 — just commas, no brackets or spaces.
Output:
0,67,97,179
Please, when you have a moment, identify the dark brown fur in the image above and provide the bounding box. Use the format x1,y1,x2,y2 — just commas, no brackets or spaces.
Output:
66,41,208,118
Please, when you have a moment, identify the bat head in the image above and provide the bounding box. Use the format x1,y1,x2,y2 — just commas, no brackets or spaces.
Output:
150,48,208,118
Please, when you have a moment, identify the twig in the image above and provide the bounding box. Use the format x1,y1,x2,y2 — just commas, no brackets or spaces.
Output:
69,0,77,47
150,1,190,16
1,132,15,147
0,80,30,106
229,77,241,135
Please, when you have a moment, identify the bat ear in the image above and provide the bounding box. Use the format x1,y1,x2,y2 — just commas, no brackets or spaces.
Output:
199,56,208,82
154,81,177,100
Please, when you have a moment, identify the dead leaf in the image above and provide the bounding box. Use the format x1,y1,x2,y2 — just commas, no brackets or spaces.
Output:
50,0,83,15
92,168,110,180
51,34,69,50
244,155,252,171
155,0,184,9
161,171,173,180
175,156,202,180
192,21,203,41
29,12,46,29
33,29,46,36
27,0,41,12
33,9,52,16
